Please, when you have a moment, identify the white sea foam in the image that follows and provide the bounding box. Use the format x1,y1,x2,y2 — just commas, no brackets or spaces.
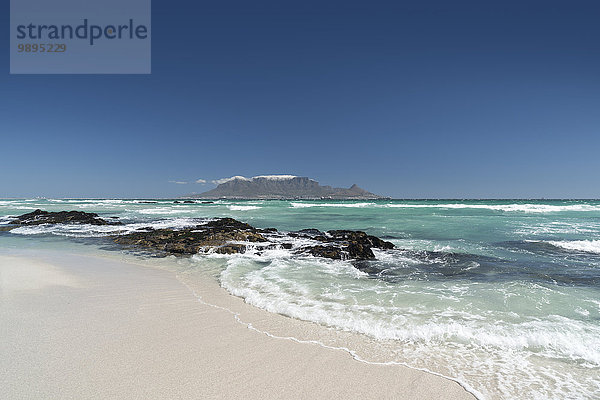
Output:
208,245,600,399
0,206,41,211
287,202,600,212
514,221,600,236
9,218,204,237
10,224,127,237
126,218,206,231
227,205,261,211
384,203,600,213
135,207,197,215
547,240,600,254
290,202,375,208
216,249,600,361
224,279,600,365
76,199,126,204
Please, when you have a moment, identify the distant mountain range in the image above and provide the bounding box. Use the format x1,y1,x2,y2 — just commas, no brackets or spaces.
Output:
186,175,384,199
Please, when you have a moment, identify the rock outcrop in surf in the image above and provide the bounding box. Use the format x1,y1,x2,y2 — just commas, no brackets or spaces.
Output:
112,217,393,260
9,209,122,226
7,211,394,264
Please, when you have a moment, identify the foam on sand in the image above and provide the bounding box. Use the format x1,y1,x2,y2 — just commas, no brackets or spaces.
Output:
0,251,474,400
213,246,600,399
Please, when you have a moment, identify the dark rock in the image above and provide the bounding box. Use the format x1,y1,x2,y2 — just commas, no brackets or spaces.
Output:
300,242,375,261
298,228,323,235
264,242,293,251
303,245,344,259
294,229,393,260
183,200,195,204
215,243,247,254
347,242,375,260
10,209,121,226
205,217,256,232
327,230,394,250
297,228,324,236
258,227,278,233
368,235,395,250
289,229,327,241
173,201,181,203
112,219,266,255
201,201,214,204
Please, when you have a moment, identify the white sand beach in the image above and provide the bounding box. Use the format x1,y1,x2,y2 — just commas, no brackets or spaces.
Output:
0,251,475,399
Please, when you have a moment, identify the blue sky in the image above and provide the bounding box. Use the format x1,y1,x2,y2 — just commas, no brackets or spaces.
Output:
2,0,599,198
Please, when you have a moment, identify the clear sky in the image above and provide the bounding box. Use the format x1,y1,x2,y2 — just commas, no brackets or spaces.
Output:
2,0,599,198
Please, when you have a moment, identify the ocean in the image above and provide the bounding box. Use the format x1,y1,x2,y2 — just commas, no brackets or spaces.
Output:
1,198,599,399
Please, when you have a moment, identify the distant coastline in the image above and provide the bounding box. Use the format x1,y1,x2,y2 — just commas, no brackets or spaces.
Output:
183,175,386,200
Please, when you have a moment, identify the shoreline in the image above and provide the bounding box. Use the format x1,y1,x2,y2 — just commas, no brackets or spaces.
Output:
1,249,476,399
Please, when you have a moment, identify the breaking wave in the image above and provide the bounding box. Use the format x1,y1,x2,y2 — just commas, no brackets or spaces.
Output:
287,202,600,213
547,240,600,254
383,203,600,213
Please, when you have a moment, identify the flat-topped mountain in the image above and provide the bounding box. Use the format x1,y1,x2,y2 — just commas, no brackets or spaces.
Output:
187,175,383,199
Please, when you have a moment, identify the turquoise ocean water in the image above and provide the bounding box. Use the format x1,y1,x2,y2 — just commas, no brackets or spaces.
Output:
1,198,599,399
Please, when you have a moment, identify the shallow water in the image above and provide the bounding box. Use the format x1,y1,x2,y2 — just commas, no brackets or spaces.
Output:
1,198,599,399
